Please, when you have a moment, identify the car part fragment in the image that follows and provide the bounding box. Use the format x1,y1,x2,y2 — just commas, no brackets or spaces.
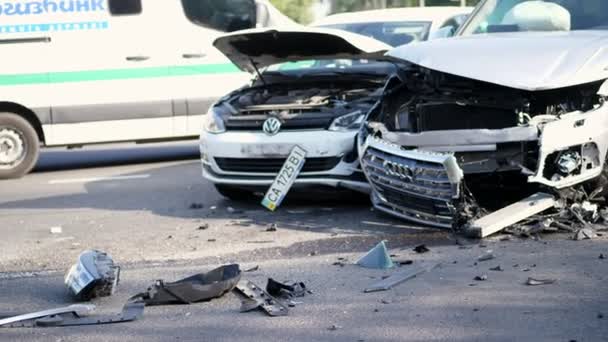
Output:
135,264,241,305
234,280,289,316
65,250,120,301
364,264,437,293
0,301,145,328
467,193,558,238
266,278,307,298
356,240,394,269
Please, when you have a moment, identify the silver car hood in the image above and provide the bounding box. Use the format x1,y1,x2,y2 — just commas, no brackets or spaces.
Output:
214,27,391,73
387,30,608,91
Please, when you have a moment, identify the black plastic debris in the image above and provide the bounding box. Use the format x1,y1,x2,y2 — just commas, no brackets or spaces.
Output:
189,203,204,210
65,250,120,301
266,278,307,298
197,224,209,230
265,224,278,232
489,266,504,272
136,264,241,305
234,280,289,317
474,275,488,281
244,265,260,273
413,245,430,254
600,254,606,260
526,277,556,286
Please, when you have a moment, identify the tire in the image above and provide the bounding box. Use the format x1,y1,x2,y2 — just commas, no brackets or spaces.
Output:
0,113,39,179
214,184,254,201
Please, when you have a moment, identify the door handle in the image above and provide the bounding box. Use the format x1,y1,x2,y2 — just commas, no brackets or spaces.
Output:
126,56,150,62
182,53,206,59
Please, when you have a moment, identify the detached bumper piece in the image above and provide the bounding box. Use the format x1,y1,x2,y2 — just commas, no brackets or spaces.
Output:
362,138,463,229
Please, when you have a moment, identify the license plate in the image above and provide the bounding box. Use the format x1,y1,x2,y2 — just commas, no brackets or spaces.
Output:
261,146,307,211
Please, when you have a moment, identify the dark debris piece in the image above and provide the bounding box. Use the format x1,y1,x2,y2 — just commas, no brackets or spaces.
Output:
474,275,488,281
489,266,504,272
413,245,430,254
244,266,260,273
189,203,204,210
265,224,278,232
397,260,414,266
197,224,209,230
266,279,307,299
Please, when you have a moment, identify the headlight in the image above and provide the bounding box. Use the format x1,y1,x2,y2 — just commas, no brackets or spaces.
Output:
203,107,226,134
328,110,364,132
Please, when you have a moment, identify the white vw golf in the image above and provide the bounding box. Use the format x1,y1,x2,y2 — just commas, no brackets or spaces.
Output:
199,27,394,199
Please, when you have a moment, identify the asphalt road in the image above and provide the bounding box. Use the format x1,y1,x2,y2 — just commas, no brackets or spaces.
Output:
1,143,607,341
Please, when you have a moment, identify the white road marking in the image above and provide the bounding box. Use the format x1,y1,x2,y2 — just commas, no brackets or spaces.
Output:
48,174,150,185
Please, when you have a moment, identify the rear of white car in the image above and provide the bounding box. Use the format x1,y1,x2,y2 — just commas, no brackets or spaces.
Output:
200,28,392,198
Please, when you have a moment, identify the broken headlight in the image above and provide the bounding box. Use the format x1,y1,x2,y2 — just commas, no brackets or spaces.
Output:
65,250,120,301
328,110,364,132
203,107,226,134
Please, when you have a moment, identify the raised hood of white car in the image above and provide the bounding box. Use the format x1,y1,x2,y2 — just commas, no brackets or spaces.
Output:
213,27,391,73
387,30,608,91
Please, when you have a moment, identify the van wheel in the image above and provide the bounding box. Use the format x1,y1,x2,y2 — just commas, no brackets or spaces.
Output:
214,184,254,201
0,113,40,179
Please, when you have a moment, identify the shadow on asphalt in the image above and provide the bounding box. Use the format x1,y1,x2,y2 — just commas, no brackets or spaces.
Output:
2,158,456,245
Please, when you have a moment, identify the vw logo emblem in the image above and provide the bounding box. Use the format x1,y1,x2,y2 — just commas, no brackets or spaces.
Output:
383,160,415,182
263,117,282,136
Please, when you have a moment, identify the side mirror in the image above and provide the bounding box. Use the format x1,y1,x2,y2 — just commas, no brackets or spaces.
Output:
428,26,455,40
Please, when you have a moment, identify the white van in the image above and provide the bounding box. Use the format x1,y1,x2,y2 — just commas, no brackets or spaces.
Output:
0,0,294,179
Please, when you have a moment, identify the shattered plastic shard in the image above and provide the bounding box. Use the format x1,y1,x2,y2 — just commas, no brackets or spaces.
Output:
356,241,394,269
526,277,556,286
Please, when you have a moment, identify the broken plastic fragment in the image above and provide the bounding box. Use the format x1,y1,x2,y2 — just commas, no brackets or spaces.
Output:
526,277,556,286
413,245,430,254
357,241,394,269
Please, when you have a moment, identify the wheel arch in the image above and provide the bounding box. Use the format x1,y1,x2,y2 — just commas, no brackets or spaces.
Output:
0,102,45,145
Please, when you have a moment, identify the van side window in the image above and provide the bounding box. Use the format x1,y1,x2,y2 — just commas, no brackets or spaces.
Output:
181,0,256,32
109,0,142,16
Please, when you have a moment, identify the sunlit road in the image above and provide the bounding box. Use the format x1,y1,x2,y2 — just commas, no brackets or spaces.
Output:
0,143,607,341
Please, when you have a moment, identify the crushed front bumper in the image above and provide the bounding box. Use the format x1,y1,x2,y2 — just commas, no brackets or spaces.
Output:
200,130,370,193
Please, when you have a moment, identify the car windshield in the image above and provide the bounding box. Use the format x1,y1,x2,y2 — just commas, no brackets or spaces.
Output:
318,21,432,47
460,0,608,35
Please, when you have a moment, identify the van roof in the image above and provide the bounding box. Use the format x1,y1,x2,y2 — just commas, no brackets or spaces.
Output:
311,6,473,27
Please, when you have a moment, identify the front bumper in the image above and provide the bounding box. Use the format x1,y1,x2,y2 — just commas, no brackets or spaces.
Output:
200,130,370,193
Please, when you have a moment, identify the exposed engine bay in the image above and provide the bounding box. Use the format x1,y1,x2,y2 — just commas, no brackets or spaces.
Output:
214,77,386,131
360,63,608,236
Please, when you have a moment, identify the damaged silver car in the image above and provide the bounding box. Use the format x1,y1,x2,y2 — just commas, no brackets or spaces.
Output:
359,0,608,237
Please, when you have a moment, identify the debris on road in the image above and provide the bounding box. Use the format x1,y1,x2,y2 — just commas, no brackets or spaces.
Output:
50,226,63,234
328,324,341,331
357,241,394,269
189,203,204,210
234,280,289,317
573,227,597,241
397,260,414,266
244,265,260,273
364,264,437,293
265,224,278,232
600,254,606,260
490,266,504,272
138,264,241,305
65,250,120,301
526,277,557,286
197,224,209,231
478,251,495,262
474,274,488,281
207,238,217,242
266,279,308,299
413,245,430,254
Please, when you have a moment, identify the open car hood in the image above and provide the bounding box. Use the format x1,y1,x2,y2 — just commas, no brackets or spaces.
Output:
386,30,608,91
213,27,391,73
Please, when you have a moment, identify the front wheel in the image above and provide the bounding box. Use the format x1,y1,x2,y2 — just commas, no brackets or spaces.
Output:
0,113,40,179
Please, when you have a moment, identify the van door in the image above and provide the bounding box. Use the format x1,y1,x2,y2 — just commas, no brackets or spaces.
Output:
46,0,174,146
163,0,255,137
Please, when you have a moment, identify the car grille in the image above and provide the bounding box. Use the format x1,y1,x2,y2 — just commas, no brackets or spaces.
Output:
361,145,458,228
215,157,341,173
225,111,335,131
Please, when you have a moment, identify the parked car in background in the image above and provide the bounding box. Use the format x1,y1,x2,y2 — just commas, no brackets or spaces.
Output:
0,0,293,179
200,28,392,199
358,0,608,234
311,6,473,46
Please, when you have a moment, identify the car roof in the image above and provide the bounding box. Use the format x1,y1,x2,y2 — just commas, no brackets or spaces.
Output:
311,6,473,29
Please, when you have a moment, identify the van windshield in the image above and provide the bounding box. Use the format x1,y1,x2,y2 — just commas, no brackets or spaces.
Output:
181,0,256,32
460,0,608,35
